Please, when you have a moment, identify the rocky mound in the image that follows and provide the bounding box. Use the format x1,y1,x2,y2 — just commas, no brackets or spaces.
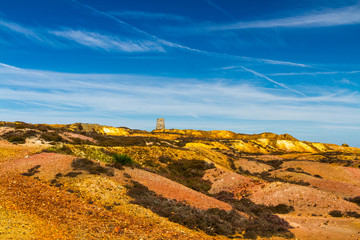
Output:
0,121,360,239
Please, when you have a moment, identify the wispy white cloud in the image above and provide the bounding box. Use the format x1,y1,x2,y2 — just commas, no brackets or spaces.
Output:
108,10,188,21
0,4,312,68
208,3,360,31
0,65,359,126
0,62,22,70
338,78,359,86
50,29,165,52
0,17,165,53
0,18,40,39
69,0,312,67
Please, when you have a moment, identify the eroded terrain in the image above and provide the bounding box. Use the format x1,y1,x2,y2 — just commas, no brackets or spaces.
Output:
1,121,360,239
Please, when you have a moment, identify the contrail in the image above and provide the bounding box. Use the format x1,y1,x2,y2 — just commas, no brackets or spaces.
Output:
69,0,310,68
68,0,310,97
203,0,234,20
241,66,307,97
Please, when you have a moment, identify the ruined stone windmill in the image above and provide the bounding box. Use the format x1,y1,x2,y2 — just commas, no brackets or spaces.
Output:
156,118,165,130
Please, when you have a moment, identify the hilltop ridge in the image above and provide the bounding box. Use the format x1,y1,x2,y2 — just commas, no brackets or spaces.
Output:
0,121,360,239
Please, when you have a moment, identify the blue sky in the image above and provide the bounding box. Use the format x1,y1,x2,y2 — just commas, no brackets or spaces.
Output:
0,0,360,146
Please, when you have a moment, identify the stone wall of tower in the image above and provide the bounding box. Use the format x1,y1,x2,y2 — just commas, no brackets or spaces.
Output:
156,118,165,130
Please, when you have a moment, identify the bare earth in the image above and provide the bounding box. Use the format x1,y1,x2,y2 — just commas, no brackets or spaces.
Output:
1,124,360,239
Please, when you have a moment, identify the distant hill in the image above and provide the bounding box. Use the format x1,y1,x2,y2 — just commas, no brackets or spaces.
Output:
0,121,359,239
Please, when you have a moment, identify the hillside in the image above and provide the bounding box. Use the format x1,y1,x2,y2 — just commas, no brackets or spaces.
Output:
0,121,360,239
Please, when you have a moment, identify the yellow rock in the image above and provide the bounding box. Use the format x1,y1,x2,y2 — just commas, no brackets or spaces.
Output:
99,127,130,136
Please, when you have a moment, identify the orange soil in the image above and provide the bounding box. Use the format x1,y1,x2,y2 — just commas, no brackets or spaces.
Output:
284,215,360,240
250,182,360,216
115,166,233,211
60,132,97,143
203,167,260,196
0,152,226,239
0,140,43,164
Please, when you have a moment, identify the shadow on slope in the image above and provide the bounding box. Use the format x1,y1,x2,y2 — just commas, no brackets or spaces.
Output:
127,181,294,239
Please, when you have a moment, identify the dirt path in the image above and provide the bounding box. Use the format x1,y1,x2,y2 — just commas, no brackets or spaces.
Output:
283,215,360,240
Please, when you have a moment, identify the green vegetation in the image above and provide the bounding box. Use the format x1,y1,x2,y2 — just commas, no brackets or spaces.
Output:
157,158,215,194
43,144,73,155
346,196,360,206
71,158,114,176
21,165,41,177
85,133,147,147
268,204,295,214
346,211,360,218
127,181,246,236
328,210,360,218
39,132,64,144
2,130,38,144
112,153,133,165
214,191,294,239
329,210,343,217
127,181,294,238
0,121,53,131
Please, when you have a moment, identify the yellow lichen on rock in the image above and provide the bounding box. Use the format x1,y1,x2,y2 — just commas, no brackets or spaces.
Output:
185,141,229,150
275,140,317,153
100,126,130,136
310,142,330,152
230,140,269,154
184,143,231,168
210,130,238,139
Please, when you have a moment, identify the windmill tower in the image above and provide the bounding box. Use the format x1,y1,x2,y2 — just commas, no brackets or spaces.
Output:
156,118,165,130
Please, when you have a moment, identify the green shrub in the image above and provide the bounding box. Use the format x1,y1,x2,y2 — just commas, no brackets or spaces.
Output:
21,165,41,176
346,211,360,218
268,204,295,214
329,210,343,217
6,135,27,144
2,130,38,144
214,191,294,239
112,153,133,165
127,181,294,238
346,196,360,206
127,181,245,236
159,159,215,194
40,132,64,143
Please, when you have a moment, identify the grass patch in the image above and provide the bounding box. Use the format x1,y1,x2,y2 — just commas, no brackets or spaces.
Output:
112,153,133,165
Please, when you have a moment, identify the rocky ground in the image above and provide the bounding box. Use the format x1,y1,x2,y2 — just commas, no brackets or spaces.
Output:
0,121,359,239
